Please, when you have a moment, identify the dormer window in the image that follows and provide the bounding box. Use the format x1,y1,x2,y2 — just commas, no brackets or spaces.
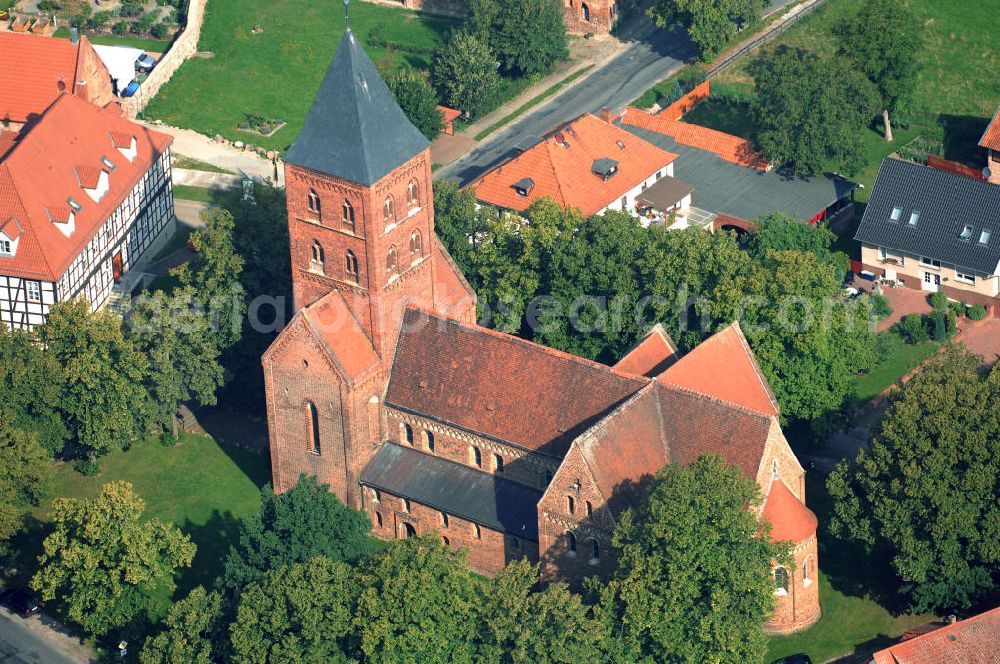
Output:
78,168,110,204
513,177,534,198
908,210,920,226
889,207,902,222
960,225,974,240
0,218,22,257
980,229,992,245
592,158,619,180
113,135,137,163
0,239,10,255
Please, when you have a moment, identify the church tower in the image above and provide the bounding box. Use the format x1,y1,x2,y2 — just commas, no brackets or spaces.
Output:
283,27,438,361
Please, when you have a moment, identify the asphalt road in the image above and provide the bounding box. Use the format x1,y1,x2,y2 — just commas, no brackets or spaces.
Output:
439,0,798,186
0,612,82,664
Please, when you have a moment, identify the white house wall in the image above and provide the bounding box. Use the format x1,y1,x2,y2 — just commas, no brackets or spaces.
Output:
598,161,675,215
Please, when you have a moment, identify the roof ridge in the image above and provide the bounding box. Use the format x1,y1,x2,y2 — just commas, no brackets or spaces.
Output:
401,304,649,383
576,381,660,454
657,380,776,422
728,321,781,414
302,290,381,382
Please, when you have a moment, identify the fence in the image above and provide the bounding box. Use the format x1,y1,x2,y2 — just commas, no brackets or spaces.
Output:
706,0,831,80
659,80,711,121
926,155,986,182
121,0,206,117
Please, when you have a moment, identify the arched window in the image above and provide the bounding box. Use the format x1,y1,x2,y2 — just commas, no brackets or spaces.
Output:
402,522,416,539
472,523,481,539
590,538,600,562
425,430,435,452
772,460,779,481
403,498,411,513
400,422,414,445
493,454,504,473
567,496,576,515
470,446,482,468
581,2,590,21
375,512,383,527
586,501,593,517
440,511,449,528
803,557,813,586
345,250,359,279
373,488,381,504
386,246,398,275
311,241,325,272
774,567,789,594
407,179,419,206
567,532,577,556
306,401,320,454
384,196,395,224
342,200,355,228
307,189,321,217
409,230,423,258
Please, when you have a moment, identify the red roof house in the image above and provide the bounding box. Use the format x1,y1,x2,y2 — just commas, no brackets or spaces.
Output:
872,606,1000,664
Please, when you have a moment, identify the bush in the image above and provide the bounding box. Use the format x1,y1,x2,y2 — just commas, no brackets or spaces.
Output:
151,20,170,39
88,10,112,29
968,303,987,321
929,290,948,311
932,313,946,341
949,300,966,318
74,459,100,476
116,3,143,18
112,20,129,35
871,294,892,319
946,310,958,337
134,11,159,35
897,312,929,343
159,431,178,447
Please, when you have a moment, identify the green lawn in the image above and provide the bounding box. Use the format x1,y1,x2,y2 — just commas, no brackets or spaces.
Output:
172,183,219,203
144,0,460,151
52,27,172,53
680,98,754,141
853,338,940,405
766,475,936,662
152,225,193,262
14,433,269,631
173,155,233,174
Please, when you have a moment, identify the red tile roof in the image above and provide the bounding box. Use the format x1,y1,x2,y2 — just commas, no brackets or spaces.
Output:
302,290,381,380
436,105,462,124
658,322,780,417
979,105,1000,152
621,107,769,170
872,606,1000,664
432,236,477,317
0,93,172,281
386,307,648,456
761,478,817,543
0,33,109,125
0,131,18,160
470,113,678,216
613,323,678,377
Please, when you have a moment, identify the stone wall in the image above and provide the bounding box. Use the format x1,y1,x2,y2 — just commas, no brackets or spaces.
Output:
122,0,206,116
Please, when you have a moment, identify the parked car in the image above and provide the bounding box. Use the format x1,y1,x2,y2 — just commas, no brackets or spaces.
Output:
0,588,41,617
122,81,141,98
135,53,157,73
772,655,813,664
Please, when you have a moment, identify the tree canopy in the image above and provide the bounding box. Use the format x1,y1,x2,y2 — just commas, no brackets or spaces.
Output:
648,0,768,60
0,325,67,455
31,481,196,635
386,66,443,141
140,586,223,664
432,31,501,119
468,0,568,76
0,423,50,560
752,47,879,175
827,347,1000,612
836,0,922,141
220,475,378,597
595,455,787,663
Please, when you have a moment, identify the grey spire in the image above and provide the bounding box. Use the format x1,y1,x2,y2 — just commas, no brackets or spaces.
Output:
285,29,430,185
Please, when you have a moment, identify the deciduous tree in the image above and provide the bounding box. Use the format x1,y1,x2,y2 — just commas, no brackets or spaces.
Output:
752,47,879,175
648,0,768,60
827,347,1000,611
386,67,443,141
31,481,196,635
220,475,377,597
141,586,223,664
468,0,567,76
594,455,787,663
39,300,149,459
0,424,50,559
837,0,922,141
431,31,501,119
0,325,67,455
230,557,360,663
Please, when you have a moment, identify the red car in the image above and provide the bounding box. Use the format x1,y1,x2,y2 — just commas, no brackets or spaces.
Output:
0,588,41,617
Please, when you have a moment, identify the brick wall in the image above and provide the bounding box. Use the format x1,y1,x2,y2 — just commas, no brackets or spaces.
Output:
122,0,206,116
361,484,538,576
765,534,821,634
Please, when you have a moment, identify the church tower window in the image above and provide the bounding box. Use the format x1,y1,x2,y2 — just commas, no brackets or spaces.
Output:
345,250,358,279
470,446,482,468
409,230,423,258
306,400,320,454
384,196,395,224
342,200,355,229
566,532,577,556
386,246,398,275
407,179,419,206
311,241,325,273
307,189,321,218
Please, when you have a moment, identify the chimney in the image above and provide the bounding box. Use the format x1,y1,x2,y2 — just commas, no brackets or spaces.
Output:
947,614,958,624
599,107,613,123
70,27,79,45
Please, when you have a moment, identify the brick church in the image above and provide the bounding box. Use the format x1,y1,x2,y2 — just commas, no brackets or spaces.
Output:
263,28,821,634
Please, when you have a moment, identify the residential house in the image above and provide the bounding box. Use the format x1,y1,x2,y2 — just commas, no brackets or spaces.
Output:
979,104,1000,185
870,605,1000,664
0,94,175,329
855,157,1000,315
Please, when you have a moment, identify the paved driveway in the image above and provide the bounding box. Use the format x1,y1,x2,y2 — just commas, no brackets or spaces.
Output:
956,318,1000,365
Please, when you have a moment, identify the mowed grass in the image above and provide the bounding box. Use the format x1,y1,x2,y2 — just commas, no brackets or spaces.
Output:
52,27,172,53
144,0,459,151
766,475,936,663
16,434,269,623
680,98,755,141
853,339,940,405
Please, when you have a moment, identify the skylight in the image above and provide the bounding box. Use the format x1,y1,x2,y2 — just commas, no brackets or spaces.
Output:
616,140,625,149
67,197,82,212
980,229,992,245
890,207,902,221
101,156,116,171
908,211,920,226
960,225,973,240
